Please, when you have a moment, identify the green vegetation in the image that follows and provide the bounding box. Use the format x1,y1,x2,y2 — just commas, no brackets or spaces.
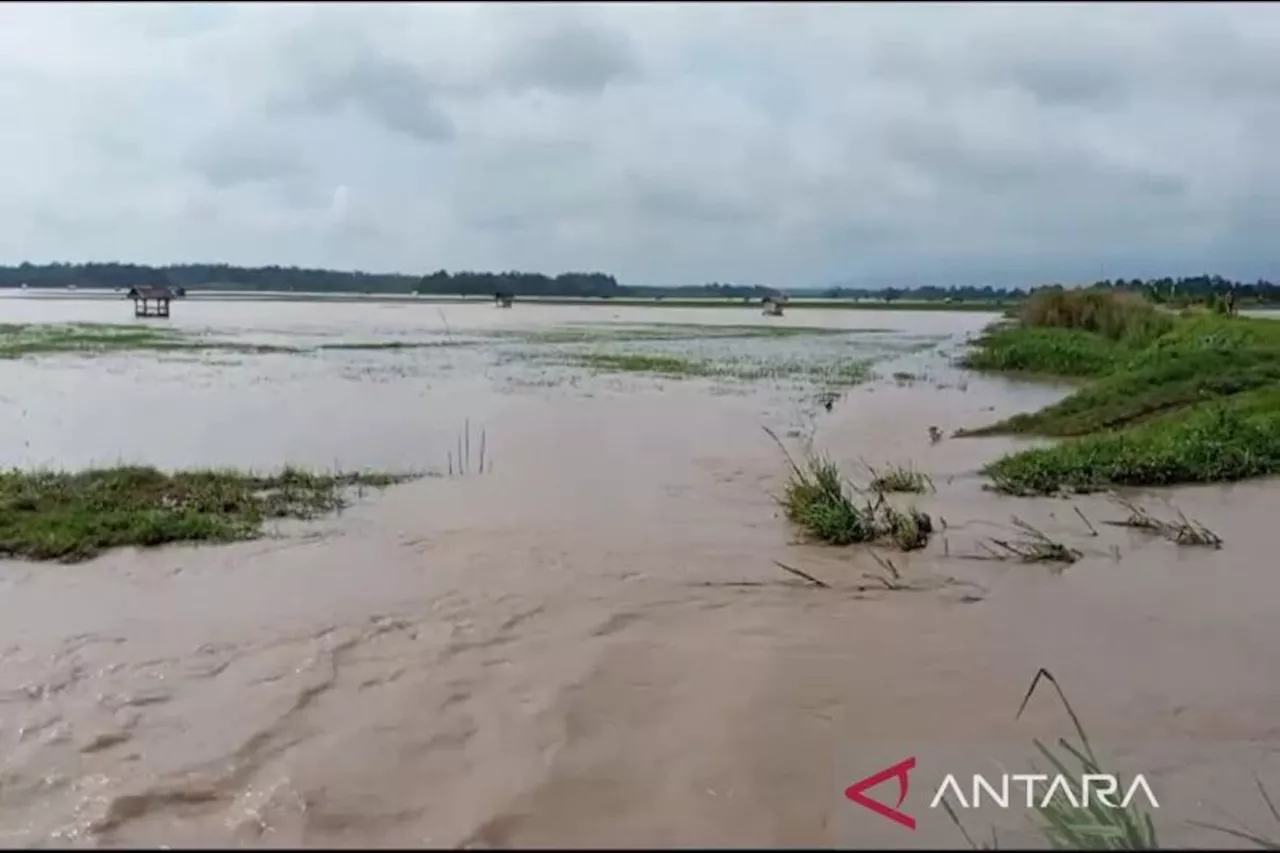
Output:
0,323,297,358
948,668,1280,851
866,461,933,494
0,466,415,562
504,323,862,344
765,430,933,550
959,289,1280,494
945,669,1160,851
0,323,180,358
568,351,874,385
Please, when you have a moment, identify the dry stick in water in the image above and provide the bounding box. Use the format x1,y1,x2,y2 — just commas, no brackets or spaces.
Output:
479,428,487,475
1074,505,1099,537
862,551,909,590
465,418,471,475
773,560,831,589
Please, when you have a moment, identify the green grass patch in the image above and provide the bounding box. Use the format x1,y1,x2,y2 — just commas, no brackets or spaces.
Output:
958,325,1131,378
569,351,874,385
0,466,416,562
765,429,933,550
0,323,182,358
960,290,1280,493
0,323,299,357
481,323,864,345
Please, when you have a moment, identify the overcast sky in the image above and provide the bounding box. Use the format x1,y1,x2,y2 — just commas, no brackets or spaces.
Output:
2,2,1279,288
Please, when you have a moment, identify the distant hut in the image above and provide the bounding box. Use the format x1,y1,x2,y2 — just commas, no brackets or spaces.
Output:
126,285,174,318
494,291,514,308
761,295,784,316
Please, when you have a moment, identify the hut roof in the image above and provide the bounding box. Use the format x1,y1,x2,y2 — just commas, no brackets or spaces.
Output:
127,286,174,299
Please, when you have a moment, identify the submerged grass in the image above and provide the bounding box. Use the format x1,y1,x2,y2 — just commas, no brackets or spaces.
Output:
570,351,874,385
764,428,933,550
0,323,299,357
866,460,935,494
0,466,416,563
959,290,1280,493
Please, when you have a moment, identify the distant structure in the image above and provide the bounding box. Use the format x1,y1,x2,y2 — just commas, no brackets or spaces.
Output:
127,286,174,318
494,291,514,308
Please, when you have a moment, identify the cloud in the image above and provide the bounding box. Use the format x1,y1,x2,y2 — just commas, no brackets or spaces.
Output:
1,2,1279,286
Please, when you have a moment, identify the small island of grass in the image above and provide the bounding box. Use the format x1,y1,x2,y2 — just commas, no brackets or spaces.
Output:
958,289,1280,494
0,466,418,563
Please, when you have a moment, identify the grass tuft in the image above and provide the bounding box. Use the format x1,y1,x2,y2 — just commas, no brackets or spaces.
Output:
1016,668,1161,850
866,460,935,494
764,428,934,550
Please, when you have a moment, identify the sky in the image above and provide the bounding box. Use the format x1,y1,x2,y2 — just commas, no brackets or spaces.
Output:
2,2,1280,288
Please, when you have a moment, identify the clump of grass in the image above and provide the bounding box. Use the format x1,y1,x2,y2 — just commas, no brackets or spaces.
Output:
940,668,1161,850
878,504,934,551
1103,497,1223,548
1016,668,1160,850
948,668,1280,850
866,460,935,494
763,428,934,550
0,465,417,563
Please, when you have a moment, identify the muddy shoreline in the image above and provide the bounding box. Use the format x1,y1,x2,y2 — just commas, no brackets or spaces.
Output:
0,302,1276,847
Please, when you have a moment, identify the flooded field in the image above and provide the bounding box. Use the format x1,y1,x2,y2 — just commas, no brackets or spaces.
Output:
1,296,1278,847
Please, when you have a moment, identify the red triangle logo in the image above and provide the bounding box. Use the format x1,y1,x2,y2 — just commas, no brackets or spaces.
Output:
844,756,917,830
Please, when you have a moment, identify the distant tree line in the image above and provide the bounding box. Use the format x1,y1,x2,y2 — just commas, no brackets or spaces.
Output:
819,284,1025,301
1,263,1278,304
1037,275,1279,305
0,262,777,299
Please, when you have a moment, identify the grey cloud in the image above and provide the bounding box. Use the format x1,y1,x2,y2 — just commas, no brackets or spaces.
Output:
4,3,1280,285
495,18,639,95
300,54,456,143
187,137,306,189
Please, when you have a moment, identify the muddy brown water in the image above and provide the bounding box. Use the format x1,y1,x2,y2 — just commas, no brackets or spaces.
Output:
0,297,1278,847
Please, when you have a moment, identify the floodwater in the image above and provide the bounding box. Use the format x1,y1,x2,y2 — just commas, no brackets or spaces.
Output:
1,296,1278,848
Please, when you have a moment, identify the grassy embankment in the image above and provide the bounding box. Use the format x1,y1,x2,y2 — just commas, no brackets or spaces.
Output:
958,290,1280,495
0,466,415,563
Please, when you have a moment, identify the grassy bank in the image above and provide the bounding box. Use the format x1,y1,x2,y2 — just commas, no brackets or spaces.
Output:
0,466,415,562
959,290,1280,494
